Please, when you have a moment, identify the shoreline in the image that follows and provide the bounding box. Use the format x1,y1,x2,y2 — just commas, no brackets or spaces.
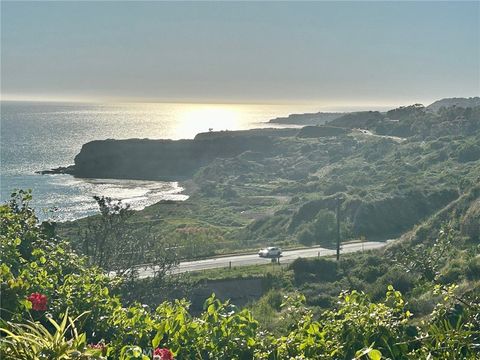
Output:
20,173,191,223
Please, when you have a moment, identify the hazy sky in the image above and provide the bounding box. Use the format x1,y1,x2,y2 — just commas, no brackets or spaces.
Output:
1,1,479,106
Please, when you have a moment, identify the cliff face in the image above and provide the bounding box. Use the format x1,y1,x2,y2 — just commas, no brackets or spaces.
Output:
72,136,274,180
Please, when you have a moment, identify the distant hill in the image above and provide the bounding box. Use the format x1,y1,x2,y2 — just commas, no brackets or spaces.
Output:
327,111,385,129
268,112,343,125
427,97,480,112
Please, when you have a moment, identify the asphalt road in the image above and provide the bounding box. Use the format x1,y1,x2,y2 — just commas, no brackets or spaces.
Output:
136,241,390,279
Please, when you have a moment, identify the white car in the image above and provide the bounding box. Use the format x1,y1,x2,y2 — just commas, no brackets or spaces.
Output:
258,246,282,258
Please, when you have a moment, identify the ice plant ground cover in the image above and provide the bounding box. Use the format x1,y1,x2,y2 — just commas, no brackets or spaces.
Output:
1,191,479,359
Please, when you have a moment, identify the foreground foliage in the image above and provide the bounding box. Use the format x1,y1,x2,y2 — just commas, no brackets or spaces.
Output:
1,192,479,359
0,310,104,359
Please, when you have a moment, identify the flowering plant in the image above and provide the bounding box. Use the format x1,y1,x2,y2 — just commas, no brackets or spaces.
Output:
153,347,174,360
27,293,48,311
89,342,107,356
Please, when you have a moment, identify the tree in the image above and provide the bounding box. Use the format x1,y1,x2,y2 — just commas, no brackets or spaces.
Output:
297,227,315,246
312,209,337,246
394,225,453,282
80,196,178,282
297,210,337,247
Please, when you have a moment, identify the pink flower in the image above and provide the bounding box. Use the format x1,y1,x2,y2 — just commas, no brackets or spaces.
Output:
27,292,48,311
89,343,107,355
153,348,174,360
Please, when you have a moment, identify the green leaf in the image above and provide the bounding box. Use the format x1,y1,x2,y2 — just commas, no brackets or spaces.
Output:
368,349,382,360
152,331,162,348
132,347,142,357
21,299,32,310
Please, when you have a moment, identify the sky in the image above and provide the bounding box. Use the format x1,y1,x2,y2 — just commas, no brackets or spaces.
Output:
1,1,479,106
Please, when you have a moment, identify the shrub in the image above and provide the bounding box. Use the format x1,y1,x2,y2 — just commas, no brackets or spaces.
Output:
461,198,480,242
290,257,338,284
466,256,480,280
356,264,386,283
438,258,467,284
457,142,480,162
370,267,416,301
297,226,315,246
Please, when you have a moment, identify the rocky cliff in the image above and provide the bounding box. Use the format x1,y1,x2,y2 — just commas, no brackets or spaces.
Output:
68,135,275,181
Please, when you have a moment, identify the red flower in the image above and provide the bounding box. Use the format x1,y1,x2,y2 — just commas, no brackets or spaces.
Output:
153,348,174,360
27,292,48,311
89,343,107,355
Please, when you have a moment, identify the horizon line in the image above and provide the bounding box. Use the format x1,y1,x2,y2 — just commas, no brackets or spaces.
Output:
1,95,463,111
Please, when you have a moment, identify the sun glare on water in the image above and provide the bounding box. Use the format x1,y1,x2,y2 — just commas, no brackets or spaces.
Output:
176,105,242,138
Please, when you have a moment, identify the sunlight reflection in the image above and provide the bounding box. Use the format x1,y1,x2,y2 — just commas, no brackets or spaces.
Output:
175,105,241,138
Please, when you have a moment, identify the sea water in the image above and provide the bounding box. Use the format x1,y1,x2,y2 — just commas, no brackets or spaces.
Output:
1,101,317,221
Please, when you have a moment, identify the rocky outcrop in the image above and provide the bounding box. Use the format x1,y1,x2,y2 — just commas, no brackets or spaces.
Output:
60,135,275,181
37,165,75,175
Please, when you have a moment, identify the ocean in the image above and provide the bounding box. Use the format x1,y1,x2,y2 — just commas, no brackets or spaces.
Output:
0,101,317,221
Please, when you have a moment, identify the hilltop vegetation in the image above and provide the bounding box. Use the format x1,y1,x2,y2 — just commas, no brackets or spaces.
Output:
427,97,480,112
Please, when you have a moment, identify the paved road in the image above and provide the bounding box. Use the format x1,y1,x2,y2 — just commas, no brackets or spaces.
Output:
136,241,390,279
355,129,406,142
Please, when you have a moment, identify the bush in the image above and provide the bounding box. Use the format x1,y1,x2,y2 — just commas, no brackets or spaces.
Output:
356,264,386,283
438,258,467,284
370,266,416,301
466,256,480,280
312,209,337,246
296,209,337,247
290,257,338,284
461,199,480,242
297,226,314,246
457,142,480,162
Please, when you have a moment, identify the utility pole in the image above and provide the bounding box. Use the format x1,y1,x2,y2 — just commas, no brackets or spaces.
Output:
336,196,341,261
